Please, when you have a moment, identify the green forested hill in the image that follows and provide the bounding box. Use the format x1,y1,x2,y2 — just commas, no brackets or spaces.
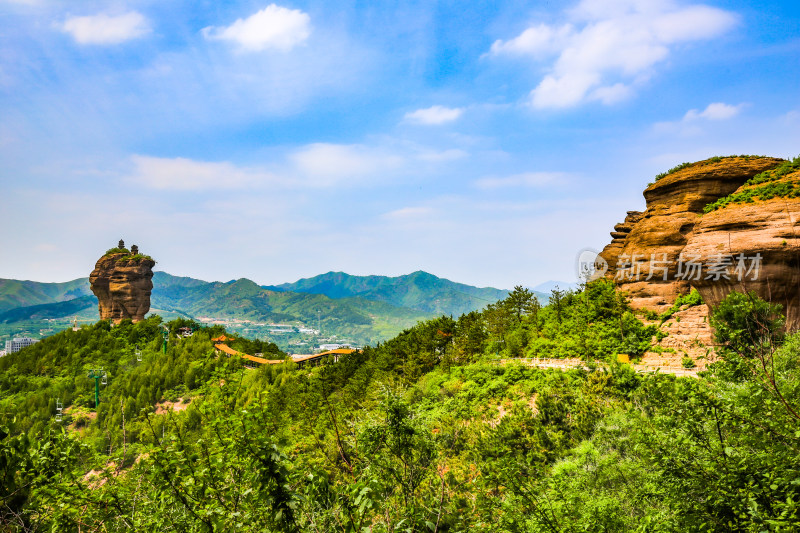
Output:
267,270,531,314
1,284,798,531
152,272,429,345
0,295,96,323
0,278,91,313
0,271,518,347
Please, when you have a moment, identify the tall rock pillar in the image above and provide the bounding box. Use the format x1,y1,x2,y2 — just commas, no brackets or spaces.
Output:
90,241,156,323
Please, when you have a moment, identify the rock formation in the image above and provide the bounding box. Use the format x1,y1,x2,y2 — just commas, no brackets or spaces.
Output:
598,156,785,311
90,243,155,323
682,161,800,329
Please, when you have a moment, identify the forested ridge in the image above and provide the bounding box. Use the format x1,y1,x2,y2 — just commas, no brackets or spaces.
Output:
1,280,798,531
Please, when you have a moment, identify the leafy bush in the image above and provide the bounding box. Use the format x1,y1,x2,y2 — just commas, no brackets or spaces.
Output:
659,288,703,322
710,290,784,358
704,156,800,213
653,161,692,182
104,247,129,255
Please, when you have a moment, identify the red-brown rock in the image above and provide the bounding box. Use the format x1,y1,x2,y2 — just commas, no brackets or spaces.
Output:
598,156,784,311
90,245,155,323
682,166,800,329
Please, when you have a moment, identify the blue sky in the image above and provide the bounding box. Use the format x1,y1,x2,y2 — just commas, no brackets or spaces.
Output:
1,0,798,289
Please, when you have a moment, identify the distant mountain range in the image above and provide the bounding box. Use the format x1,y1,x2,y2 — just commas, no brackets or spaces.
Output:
0,278,91,314
266,270,517,315
0,271,536,348
530,280,579,293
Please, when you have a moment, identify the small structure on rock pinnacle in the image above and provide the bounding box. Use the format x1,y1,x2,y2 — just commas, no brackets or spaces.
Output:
90,241,155,323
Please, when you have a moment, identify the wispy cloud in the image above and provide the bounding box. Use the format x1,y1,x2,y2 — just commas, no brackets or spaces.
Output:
289,143,403,185
128,142,407,191
203,4,311,52
404,105,464,125
654,101,745,135
382,206,434,220
416,149,468,162
683,102,744,121
60,12,150,45
126,155,278,191
490,0,738,109
475,172,567,189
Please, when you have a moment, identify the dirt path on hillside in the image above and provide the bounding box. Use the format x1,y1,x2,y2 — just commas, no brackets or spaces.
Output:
495,357,699,378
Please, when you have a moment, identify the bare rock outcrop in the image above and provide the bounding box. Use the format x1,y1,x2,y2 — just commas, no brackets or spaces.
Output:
90,241,155,323
682,164,800,329
599,210,643,279
598,156,784,311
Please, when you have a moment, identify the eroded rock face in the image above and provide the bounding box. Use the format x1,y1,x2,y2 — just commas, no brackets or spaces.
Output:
598,156,784,311
598,210,643,279
682,180,800,329
90,247,155,323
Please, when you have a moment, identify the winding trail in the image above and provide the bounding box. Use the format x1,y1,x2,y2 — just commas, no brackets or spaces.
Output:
493,357,700,378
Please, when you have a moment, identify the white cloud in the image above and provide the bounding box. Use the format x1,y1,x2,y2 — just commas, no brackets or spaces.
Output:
653,101,744,135
404,105,464,125
203,4,311,52
290,143,403,184
475,172,567,189
490,24,574,57
783,110,800,124
416,149,468,162
683,102,743,121
382,206,434,220
126,142,406,192
490,0,738,109
127,155,277,191
61,12,150,45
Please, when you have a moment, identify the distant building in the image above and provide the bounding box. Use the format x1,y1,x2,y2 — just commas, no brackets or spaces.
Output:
5,337,38,353
318,343,353,352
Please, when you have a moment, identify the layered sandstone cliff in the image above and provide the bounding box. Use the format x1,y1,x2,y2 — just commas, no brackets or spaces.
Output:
90,242,155,323
598,156,785,311
682,160,800,329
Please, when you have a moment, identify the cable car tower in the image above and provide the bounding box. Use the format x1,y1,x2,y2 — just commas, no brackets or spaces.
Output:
87,369,108,408
161,325,169,354
55,398,63,422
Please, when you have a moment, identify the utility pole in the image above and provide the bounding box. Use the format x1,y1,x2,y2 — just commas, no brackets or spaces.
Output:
87,369,107,408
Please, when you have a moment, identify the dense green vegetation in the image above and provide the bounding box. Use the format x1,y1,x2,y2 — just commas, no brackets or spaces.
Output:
704,156,800,213
2,284,798,531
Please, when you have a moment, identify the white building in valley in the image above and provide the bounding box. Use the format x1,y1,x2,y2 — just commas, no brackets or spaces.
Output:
5,337,38,353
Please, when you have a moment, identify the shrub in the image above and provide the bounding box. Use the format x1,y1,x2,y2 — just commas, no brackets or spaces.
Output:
659,289,703,323
704,156,800,213
710,290,784,358
104,247,129,256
